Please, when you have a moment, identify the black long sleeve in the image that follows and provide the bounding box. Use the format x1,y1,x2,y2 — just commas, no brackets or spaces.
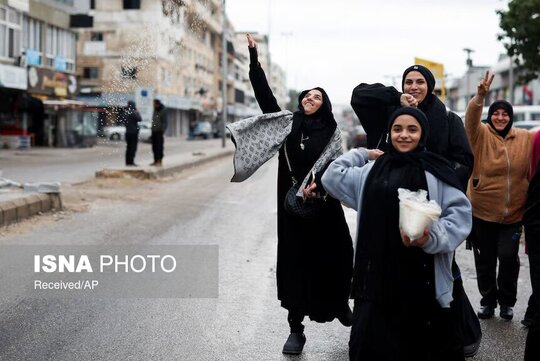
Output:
350,83,401,149
446,111,474,189
248,47,281,114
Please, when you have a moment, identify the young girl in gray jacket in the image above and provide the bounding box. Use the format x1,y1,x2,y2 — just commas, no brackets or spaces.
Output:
322,107,472,361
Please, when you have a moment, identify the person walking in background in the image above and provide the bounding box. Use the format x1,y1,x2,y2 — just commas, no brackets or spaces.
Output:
322,107,471,361
150,98,168,166
226,34,353,356
524,130,540,360
465,71,532,321
124,100,142,166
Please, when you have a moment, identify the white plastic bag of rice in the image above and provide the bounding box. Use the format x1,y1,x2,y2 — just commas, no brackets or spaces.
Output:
398,188,441,240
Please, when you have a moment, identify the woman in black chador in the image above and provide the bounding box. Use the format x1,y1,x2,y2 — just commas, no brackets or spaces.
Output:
227,34,353,355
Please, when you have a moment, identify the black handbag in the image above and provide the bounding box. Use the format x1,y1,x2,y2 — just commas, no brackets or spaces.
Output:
282,142,326,219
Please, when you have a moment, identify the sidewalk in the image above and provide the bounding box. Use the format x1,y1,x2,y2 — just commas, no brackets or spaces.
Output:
0,137,235,227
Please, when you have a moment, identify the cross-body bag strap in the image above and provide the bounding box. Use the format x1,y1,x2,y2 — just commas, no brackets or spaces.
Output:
283,141,298,185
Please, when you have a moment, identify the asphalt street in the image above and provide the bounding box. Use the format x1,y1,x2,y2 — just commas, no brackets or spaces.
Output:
0,154,534,360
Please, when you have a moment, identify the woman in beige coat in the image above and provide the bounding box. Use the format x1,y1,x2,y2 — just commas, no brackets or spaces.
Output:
465,71,532,321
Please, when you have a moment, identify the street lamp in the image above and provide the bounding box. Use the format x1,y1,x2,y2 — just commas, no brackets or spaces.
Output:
221,0,227,148
463,48,474,101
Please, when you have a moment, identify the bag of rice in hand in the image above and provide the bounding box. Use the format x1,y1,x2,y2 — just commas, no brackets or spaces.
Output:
398,188,441,240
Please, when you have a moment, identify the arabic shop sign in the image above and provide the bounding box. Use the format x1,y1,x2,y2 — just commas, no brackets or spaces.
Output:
27,66,78,97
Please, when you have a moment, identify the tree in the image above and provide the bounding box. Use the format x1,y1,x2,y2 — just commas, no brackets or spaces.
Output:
497,0,540,82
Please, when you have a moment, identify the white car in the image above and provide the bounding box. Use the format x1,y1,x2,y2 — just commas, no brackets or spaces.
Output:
102,122,152,142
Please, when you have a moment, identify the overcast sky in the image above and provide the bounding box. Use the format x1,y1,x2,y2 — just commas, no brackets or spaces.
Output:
226,0,510,105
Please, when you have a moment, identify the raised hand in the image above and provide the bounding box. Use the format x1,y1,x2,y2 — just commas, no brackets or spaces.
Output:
400,93,418,107
246,33,256,48
477,71,494,98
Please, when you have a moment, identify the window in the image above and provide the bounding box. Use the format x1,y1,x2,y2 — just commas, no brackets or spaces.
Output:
90,0,96,9
0,5,22,59
44,24,76,71
235,89,245,103
83,67,99,79
0,25,5,57
90,32,103,41
123,0,141,9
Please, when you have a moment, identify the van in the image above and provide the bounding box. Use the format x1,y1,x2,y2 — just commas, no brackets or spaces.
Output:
457,105,540,124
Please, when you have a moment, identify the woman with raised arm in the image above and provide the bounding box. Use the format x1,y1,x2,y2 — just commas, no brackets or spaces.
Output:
226,34,353,355
465,71,532,321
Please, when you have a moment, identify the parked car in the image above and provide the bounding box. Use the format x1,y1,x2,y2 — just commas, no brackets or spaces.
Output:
513,120,540,131
346,125,368,150
459,105,540,123
191,121,213,139
102,122,152,142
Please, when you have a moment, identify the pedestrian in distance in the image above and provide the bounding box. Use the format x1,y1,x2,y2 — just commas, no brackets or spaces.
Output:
465,71,532,321
124,100,142,166
524,131,540,361
322,107,472,361
350,64,480,357
150,98,168,166
226,33,354,356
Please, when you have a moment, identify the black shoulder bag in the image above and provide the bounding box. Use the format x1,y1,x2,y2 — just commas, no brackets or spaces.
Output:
283,142,327,219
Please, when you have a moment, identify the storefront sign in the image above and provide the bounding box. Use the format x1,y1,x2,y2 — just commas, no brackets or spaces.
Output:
27,66,78,97
135,87,154,123
0,64,27,90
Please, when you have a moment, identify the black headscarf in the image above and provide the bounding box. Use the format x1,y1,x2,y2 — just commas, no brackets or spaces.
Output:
402,65,436,96
286,87,337,183
401,65,449,157
295,87,336,133
351,107,461,303
486,100,514,139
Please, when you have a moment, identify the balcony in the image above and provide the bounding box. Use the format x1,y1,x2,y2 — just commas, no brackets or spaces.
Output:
83,41,106,56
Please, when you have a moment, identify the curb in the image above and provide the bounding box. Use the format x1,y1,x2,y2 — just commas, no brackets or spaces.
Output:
0,148,234,227
0,193,62,227
95,149,234,179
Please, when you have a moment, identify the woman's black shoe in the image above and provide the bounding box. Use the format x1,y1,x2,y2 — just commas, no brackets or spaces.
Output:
500,306,513,320
477,305,494,319
282,333,306,355
521,317,533,328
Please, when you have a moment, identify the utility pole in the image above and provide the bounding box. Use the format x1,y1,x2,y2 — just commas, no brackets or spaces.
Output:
463,48,474,101
509,53,514,104
221,0,227,148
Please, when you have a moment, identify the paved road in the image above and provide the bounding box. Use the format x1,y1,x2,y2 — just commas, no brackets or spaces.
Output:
0,137,230,184
0,156,533,360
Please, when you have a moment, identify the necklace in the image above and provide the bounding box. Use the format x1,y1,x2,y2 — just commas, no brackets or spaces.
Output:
300,132,309,150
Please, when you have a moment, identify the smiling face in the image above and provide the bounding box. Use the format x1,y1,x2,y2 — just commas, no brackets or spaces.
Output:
403,71,428,104
301,89,323,115
490,108,511,132
390,114,422,153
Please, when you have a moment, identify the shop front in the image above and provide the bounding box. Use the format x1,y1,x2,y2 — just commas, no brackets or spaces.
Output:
0,63,34,149
26,65,97,147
